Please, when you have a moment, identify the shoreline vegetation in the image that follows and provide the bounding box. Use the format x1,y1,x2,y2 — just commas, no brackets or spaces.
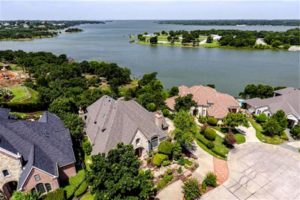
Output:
157,19,300,26
0,20,104,41
132,28,300,51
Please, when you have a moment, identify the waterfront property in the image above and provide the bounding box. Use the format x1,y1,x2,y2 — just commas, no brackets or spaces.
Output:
165,85,240,120
245,87,300,127
83,95,168,158
0,108,76,198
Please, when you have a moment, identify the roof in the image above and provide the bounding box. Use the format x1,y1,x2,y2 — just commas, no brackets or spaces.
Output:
274,87,298,95
85,95,167,155
0,109,75,189
165,85,239,119
245,88,300,119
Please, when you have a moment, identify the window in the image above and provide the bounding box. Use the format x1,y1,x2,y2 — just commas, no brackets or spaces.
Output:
35,183,46,194
136,138,140,145
2,170,9,177
34,174,41,181
151,136,159,148
45,183,52,192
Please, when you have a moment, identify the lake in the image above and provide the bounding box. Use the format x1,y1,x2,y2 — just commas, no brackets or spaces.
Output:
0,20,299,96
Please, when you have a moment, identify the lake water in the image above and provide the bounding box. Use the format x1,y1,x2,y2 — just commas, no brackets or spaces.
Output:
0,20,299,96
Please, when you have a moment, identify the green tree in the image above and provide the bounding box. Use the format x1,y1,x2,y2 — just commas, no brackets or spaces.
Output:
262,118,283,136
206,35,213,43
49,97,77,117
182,178,201,200
223,113,248,132
87,144,154,200
169,86,179,97
291,124,300,139
271,110,288,130
174,94,197,111
173,110,199,134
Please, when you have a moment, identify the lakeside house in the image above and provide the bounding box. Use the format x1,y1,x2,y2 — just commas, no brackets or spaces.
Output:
0,109,76,198
245,87,300,127
165,85,240,120
83,95,168,158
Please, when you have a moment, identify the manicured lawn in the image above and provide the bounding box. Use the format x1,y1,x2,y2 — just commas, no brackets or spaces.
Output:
9,86,39,103
198,35,207,41
234,134,246,144
196,133,229,160
249,118,286,145
10,111,44,119
201,40,220,48
157,35,169,41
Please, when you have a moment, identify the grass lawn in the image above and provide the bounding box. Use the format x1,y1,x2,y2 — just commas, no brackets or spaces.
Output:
201,40,220,48
235,134,246,144
8,86,39,104
81,192,94,200
10,111,44,120
196,133,229,160
249,118,286,145
198,35,207,41
157,35,169,41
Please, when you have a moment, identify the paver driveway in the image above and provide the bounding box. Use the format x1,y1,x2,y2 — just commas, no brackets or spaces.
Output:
202,143,300,200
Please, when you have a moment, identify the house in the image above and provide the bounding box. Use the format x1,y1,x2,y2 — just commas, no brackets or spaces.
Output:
0,109,76,198
245,87,300,127
165,85,240,119
83,95,168,158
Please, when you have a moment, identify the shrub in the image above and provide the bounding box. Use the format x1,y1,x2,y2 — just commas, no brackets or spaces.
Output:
255,113,268,123
199,116,208,124
152,153,168,167
74,181,88,197
83,139,92,156
182,178,201,200
224,133,236,147
44,188,65,200
204,172,217,187
207,117,218,126
69,170,86,188
178,157,185,166
146,103,156,111
207,141,215,149
177,166,183,174
162,108,170,117
204,128,216,141
64,185,75,199
162,160,171,167
291,124,300,139
166,168,173,175
172,142,182,160
158,141,173,155
156,174,173,190
201,182,207,193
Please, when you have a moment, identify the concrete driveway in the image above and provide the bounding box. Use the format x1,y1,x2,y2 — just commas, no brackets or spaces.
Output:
202,143,300,200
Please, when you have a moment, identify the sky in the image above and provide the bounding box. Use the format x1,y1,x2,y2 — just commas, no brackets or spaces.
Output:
0,0,299,20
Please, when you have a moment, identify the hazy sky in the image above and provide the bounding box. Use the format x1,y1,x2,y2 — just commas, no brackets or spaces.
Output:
0,0,299,20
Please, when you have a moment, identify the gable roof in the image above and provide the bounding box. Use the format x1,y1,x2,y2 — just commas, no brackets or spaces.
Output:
0,109,75,189
165,85,239,118
85,95,167,155
245,88,300,119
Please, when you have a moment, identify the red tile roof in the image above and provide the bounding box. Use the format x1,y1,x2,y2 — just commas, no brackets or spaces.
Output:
165,85,239,118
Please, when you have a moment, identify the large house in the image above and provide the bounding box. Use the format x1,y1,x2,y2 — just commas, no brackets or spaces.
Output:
165,85,240,119
83,95,168,158
0,109,76,198
245,87,300,127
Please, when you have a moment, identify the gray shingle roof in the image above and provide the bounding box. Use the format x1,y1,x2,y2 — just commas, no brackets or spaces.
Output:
85,96,167,155
245,88,300,119
0,109,75,189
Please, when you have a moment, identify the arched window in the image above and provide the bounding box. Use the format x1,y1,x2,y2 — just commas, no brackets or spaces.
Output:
45,183,52,192
136,138,140,145
35,183,46,194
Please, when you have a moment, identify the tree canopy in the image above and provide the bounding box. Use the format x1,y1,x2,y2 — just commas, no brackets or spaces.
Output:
87,143,154,200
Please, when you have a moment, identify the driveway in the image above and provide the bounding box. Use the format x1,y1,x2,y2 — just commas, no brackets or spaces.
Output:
156,180,184,200
236,123,259,143
202,143,300,200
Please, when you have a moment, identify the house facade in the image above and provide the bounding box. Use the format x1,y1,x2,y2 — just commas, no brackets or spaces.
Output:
165,85,240,120
245,87,300,127
83,96,168,158
0,109,76,198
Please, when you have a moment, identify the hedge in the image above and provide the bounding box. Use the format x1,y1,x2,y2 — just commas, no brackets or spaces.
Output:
64,185,75,200
69,170,86,188
152,153,168,167
207,117,218,126
74,181,88,197
1,101,44,112
158,141,173,155
43,188,65,200
204,128,216,141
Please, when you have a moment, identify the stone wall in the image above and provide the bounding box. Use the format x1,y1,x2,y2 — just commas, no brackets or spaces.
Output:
0,150,22,192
